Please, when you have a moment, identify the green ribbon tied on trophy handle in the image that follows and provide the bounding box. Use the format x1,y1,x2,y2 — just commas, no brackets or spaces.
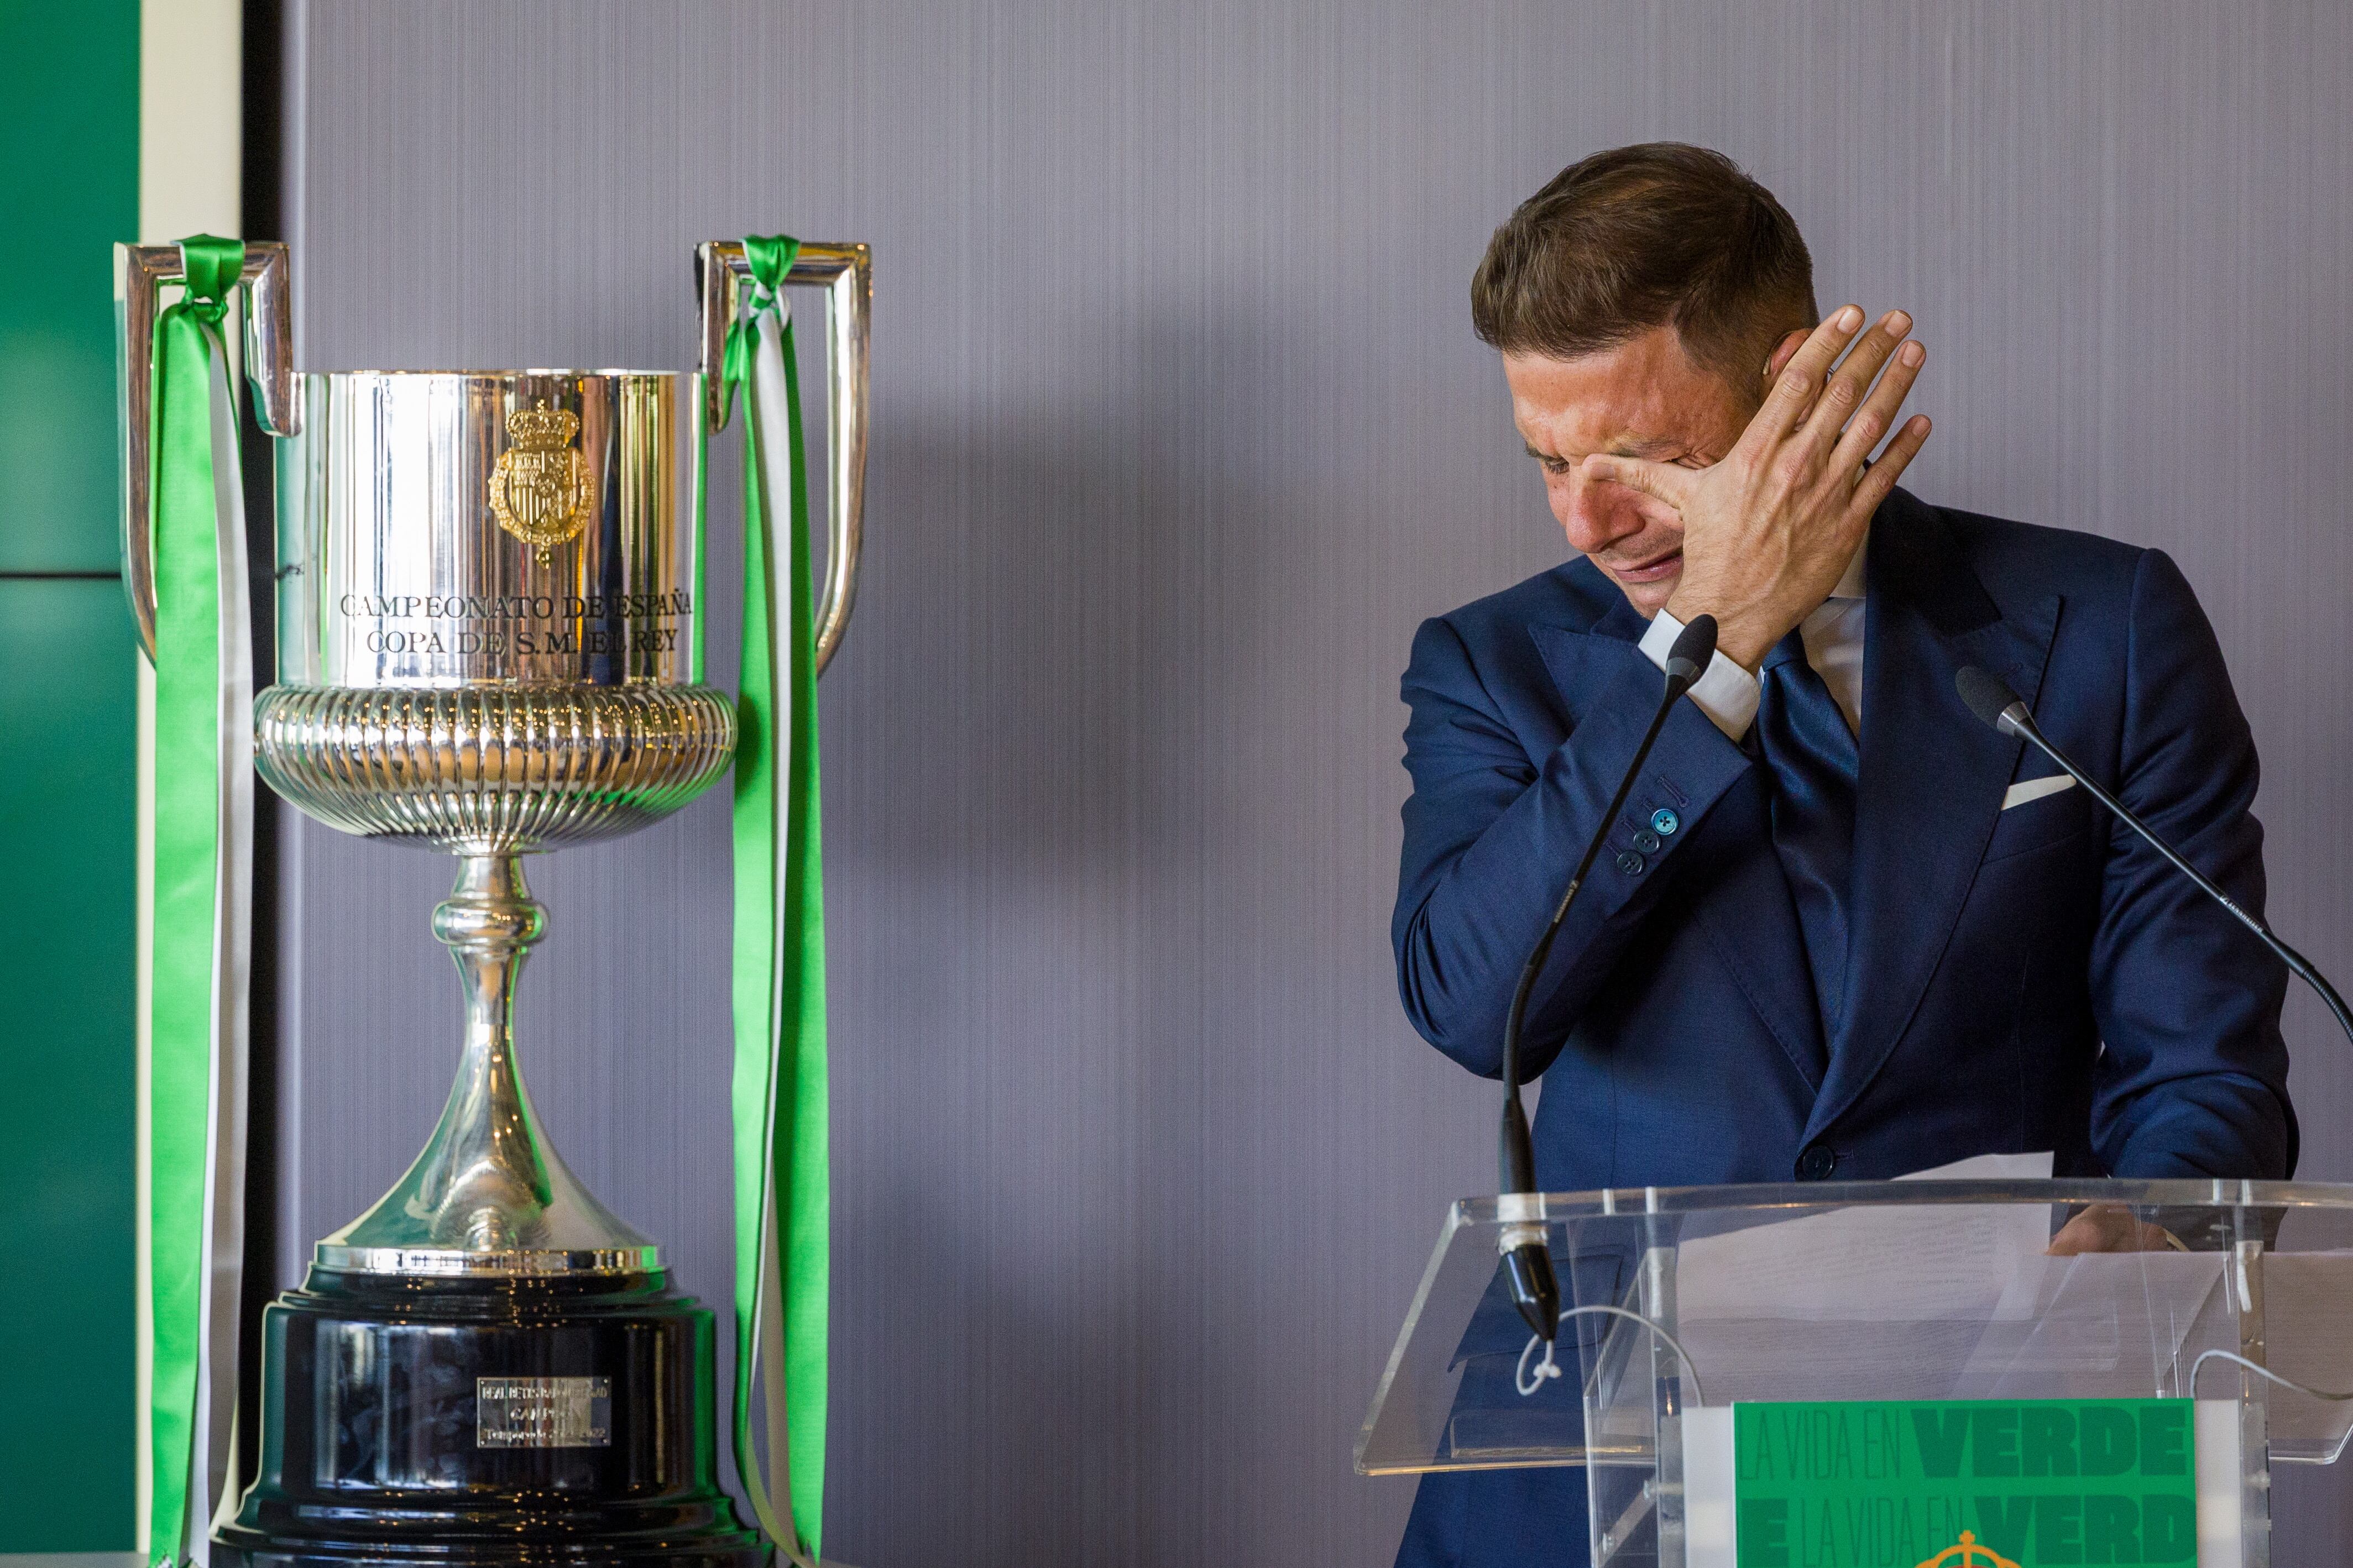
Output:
719,232,836,1568
132,232,257,1568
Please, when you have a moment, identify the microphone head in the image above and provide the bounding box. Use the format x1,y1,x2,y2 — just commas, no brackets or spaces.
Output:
1956,665,2028,734
1664,613,1718,685
1502,1241,1561,1342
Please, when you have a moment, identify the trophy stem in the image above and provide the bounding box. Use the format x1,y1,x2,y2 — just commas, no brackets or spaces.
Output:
313,851,656,1273
420,853,553,1252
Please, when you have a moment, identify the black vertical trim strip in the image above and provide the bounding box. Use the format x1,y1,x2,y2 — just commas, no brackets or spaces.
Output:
234,0,285,1504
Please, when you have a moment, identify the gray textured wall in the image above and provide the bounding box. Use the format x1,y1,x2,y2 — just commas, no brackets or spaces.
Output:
275,2,2353,1562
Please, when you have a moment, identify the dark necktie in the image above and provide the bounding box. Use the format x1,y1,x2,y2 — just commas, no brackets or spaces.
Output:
1754,626,1859,1033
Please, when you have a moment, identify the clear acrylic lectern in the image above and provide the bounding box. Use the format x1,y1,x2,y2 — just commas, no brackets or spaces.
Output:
1359,1179,2353,1567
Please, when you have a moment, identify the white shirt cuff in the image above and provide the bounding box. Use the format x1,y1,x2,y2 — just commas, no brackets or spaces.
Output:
1638,609,1760,741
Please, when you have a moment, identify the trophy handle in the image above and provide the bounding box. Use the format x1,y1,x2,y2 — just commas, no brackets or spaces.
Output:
697,238,872,677
117,239,299,664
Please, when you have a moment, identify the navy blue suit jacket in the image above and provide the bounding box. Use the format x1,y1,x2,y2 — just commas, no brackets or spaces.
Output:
1389,490,2294,1568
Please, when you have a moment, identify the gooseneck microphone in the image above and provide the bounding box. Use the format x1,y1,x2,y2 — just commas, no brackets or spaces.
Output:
1499,614,1718,1341
1954,665,2353,1048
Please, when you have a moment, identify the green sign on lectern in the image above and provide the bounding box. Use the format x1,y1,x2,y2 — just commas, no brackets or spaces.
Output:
1717,1400,2206,1567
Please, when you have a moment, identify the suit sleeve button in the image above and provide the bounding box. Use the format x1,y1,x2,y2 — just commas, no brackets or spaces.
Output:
1796,1144,1838,1181
1614,851,1646,876
1632,829,1662,854
1650,807,1680,836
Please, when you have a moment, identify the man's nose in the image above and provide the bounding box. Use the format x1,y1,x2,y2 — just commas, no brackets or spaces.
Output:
1559,476,1645,554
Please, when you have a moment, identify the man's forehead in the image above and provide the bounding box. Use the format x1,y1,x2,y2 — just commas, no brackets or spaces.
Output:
1503,329,1734,456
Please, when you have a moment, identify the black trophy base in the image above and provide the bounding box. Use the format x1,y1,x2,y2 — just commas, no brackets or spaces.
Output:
213,1264,764,1568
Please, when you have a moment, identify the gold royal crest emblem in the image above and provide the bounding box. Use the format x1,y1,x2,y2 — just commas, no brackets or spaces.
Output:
488,400,595,564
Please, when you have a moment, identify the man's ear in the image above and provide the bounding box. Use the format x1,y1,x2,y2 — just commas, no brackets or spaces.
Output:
1763,328,1810,386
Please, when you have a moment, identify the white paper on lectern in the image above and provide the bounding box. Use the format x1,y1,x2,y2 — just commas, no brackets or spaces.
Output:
1672,1151,2054,1328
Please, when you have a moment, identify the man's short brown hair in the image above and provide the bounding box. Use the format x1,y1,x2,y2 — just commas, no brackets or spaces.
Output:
1472,143,1818,392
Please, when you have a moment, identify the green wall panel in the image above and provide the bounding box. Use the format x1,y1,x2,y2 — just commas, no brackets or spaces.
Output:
2,0,143,1546
1,0,142,573
0,577,138,1547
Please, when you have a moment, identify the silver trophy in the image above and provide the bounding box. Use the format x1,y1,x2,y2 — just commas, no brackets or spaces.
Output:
119,238,869,1562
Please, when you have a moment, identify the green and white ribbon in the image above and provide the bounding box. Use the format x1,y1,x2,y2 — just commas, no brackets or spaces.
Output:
126,234,253,1568
720,233,832,1566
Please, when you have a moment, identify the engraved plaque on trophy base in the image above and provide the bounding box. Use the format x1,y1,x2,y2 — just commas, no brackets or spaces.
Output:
211,1267,761,1568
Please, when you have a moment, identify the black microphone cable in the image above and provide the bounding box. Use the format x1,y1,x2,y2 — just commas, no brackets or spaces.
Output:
1499,614,1718,1341
1955,664,2353,1047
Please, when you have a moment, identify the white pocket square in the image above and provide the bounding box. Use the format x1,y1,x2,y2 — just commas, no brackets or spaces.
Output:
2002,774,2077,810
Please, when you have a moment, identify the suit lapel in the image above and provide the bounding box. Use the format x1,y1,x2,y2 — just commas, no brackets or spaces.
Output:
1803,492,2059,1142
1528,592,1829,1092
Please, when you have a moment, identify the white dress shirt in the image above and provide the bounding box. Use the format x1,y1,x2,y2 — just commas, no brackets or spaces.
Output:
1635,536,1869,741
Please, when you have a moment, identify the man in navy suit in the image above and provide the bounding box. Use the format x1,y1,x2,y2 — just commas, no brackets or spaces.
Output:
1390,144,2296,1566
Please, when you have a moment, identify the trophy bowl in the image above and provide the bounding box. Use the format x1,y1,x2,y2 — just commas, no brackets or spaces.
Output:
257,369,736,856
